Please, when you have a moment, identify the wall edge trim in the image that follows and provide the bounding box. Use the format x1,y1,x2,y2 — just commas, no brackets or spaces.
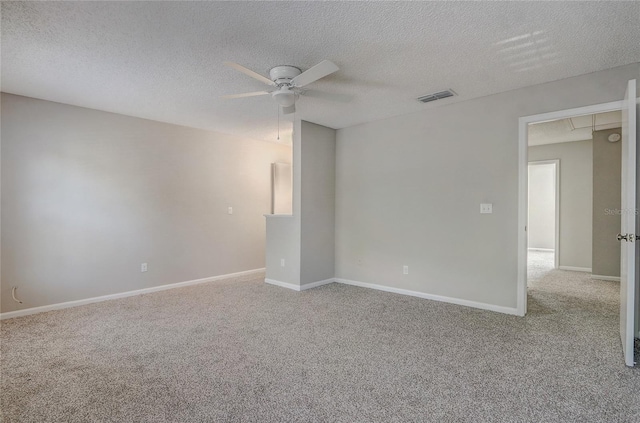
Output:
558,266,592,272
0,268,266,320
300,278,335,290
591,274,621,282
334,278,519,316
264,278,301,291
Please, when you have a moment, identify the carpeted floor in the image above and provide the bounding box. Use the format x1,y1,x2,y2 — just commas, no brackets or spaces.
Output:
527,249,556,282
2,261,640,422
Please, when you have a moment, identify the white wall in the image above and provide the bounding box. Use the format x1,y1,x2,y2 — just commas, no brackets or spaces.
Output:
1,93,292,313
335,63,639,309
272,163,292,215
529,141,593,269
528,163,556,250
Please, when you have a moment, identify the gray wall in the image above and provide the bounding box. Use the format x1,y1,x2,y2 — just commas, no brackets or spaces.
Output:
265,119,302,285
264,215,300,284
592,128,622,277
1,93,292,313
528,163,556,250
335,63,639,309
300,121,336,286
529,141,593,270
265,120,336,287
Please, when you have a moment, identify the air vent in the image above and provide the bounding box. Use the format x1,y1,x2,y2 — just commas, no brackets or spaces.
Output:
417,89,456,103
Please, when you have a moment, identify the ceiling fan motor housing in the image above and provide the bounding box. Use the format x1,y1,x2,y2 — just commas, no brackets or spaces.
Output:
269,65,302,85
223,60,339,111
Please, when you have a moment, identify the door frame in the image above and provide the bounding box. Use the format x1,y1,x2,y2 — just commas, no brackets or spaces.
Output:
517,100,624,316
527,159,560,270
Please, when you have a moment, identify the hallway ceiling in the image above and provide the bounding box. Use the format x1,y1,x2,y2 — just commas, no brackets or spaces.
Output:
2,1,640,144
529,111,622,146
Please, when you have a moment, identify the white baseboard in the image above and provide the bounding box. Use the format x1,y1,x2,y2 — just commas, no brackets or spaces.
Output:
264,278,335,292
558,266,592,273
0,268,266,321
264,278,302,291
301,278,335,291
266,276,519,316
528,248,554,252
591,274,621,282
5,271,521,320
333,278,519,316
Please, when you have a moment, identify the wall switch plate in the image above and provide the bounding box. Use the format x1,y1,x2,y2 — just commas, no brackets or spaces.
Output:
480,203,493,214
403,265,409,275
280,259,285,267
228,207,233,215
141,263,148,272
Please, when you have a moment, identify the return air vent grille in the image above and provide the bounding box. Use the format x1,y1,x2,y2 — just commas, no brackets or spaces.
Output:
417,90,456,103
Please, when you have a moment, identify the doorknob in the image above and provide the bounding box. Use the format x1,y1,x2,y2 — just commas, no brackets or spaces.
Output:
617,233,637,242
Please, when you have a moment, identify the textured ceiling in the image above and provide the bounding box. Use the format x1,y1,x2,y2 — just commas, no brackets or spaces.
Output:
2,1,640,145
529,112,622,146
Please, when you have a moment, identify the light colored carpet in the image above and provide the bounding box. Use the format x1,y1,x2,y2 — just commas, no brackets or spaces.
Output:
2,267,640,422
527,249,555,282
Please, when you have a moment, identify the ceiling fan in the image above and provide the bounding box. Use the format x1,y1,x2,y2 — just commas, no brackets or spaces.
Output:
222,60,340,114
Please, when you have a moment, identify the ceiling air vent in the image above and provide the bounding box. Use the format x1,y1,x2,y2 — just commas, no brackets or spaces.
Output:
417,89,456,103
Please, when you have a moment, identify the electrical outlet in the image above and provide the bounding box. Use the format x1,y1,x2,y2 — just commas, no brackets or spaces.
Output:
228,207,233,215
141,263,148,272
280,259,285,267
403,265,409,275
480,203,493,214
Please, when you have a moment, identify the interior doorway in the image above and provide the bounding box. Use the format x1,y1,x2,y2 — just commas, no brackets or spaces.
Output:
518,86,640,367
527,160,559,275
525,112,625,299
526,111,624,285
517,100,626,317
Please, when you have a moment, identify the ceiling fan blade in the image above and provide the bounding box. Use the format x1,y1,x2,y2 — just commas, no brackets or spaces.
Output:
302,89,352,103
221,91,271,99
224,62,275,86
291,60,339,87
282,104,296,115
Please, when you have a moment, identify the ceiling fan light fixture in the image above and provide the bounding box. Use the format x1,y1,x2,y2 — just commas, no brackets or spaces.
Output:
272,88,297,107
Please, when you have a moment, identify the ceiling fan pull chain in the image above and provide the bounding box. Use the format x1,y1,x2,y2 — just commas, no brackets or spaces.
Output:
277,105,280,140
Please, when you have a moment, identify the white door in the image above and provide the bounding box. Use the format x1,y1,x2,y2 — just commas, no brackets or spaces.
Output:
619,79,637,367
